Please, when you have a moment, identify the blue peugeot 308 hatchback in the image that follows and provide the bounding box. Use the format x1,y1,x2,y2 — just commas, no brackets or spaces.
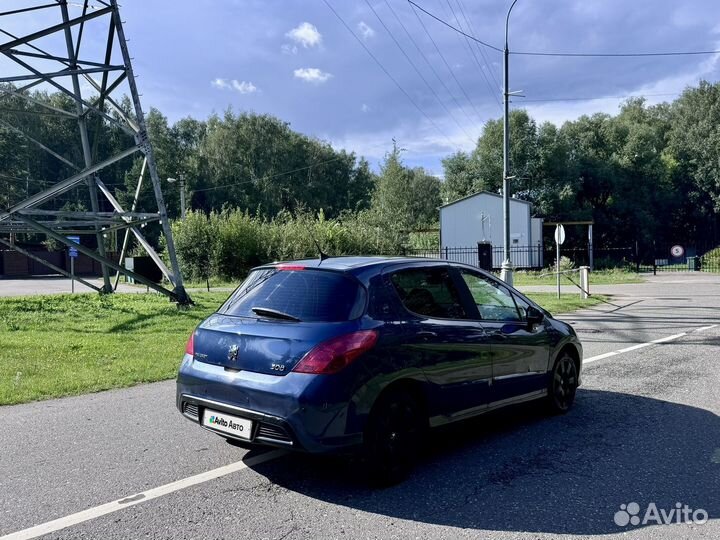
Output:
177,257,582,483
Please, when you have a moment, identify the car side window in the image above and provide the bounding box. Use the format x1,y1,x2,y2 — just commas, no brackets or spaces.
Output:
390,268,467,319
459,270,521,321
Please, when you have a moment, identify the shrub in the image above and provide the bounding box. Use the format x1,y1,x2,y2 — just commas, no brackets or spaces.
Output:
170,208,409,281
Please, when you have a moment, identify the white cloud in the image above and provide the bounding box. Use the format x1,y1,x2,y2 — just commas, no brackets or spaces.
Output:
357,21,375,40
211,78,259,94
211,78,230,90
293,67,332,84
286,22,322,48
281,43,298,55
231,80,258,94
361,103,371,113
327,109,482,166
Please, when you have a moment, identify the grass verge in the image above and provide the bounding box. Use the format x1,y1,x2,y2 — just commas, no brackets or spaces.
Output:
513,268,643,286
0,292,228,406
525,292,608,315
1,290,607,406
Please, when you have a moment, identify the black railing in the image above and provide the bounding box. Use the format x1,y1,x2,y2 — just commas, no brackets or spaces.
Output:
397,244,720,273
547,246,635,270
401,245,544,270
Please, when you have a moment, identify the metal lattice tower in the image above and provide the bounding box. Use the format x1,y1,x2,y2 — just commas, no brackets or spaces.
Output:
0,0,190,304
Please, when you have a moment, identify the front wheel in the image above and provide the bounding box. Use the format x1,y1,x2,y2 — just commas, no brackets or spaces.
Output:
547,352,578,413
363,390,425,487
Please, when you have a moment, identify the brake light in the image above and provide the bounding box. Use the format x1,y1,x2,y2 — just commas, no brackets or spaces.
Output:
185,331,195,356
276,264,305,271
293,330,378,374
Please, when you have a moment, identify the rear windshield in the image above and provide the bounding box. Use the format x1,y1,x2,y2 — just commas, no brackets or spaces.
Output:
218,268,366,322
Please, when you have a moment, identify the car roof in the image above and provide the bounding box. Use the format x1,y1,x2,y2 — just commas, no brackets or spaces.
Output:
257,255,451,274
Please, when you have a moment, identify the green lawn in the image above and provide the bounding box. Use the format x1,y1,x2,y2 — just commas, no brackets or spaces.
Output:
0,289,606,406
512,268,643,286
525,292,607,314
0,292,229,406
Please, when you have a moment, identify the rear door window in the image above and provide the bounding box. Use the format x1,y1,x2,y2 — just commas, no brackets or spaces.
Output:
219,269,366,322
390,267,467,319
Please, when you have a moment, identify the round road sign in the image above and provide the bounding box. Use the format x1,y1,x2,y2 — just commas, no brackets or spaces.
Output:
554,224,566,245
671,245,684,258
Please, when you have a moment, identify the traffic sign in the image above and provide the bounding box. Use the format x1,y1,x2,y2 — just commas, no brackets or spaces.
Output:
670,245,684,258
554,224,566,245
67,235,80,258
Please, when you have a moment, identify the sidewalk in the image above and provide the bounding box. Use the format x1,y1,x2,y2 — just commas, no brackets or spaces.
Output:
0,277,141,296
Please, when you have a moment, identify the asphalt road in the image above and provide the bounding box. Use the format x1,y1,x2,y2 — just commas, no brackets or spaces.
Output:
1,273,718,539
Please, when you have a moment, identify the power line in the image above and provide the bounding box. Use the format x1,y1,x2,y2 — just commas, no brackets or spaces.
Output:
384,0,479,141
362,0,476,145
408,0,502,52
409,0,720,58
443,0,501,108
513,49,720,58
323,0,456,148
517,92,680,103
192,156,348,193
408,0,488,123
456,0,502,89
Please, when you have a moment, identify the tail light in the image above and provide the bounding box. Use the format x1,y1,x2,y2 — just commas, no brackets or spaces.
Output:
185,331,195,356
293,330,378,374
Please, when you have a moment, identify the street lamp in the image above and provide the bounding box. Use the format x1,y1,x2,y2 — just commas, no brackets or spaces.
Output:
167,174,186,220
500,0,521,286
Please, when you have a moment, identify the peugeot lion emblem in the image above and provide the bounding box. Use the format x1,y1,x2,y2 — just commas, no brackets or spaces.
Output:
227,344,239,362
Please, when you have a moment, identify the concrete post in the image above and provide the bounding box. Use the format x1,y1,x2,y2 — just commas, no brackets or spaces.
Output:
579,266,590,299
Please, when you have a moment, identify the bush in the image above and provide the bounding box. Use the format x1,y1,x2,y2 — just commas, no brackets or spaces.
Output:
211,209,262,278
171,211,216,282
170,208,408,281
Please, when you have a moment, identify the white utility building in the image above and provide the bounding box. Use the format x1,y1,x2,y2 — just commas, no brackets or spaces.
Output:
439,191,544,268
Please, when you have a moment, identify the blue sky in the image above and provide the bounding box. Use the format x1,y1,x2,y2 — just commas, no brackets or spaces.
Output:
4,0,720,175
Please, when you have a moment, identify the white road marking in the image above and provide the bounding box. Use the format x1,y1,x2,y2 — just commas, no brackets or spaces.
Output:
695,324,718,333
617,342,653,354
584,332,687,364
583,351,619,363
1,449,286,540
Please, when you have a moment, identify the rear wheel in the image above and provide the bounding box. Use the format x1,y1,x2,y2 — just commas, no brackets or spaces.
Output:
547,352,578,413
363,390,425,486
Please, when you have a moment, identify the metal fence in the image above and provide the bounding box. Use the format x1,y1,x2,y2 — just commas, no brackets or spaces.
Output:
400,244,720,274
550,246,635,270
401,245,544,270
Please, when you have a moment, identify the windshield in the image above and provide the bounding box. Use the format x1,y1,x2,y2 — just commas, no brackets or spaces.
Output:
219,268,366,322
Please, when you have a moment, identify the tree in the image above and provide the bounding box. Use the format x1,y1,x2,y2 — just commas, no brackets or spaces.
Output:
441,151,477,203
371,142,441,230
667,81,720,245
472,109,539,195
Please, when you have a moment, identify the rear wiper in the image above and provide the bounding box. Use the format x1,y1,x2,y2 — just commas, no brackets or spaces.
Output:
251,307,301,322
222,269,279,313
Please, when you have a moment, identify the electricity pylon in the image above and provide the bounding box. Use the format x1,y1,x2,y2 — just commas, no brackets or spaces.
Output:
0,0,190,304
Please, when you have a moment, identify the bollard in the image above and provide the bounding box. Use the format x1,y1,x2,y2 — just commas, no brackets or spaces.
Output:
579,266,590,299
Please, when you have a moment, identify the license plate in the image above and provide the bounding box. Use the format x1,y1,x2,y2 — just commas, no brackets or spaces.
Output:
202,409,253,440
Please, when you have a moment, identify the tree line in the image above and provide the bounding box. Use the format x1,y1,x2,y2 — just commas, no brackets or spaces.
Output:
1,81,720,262
443,83,720,251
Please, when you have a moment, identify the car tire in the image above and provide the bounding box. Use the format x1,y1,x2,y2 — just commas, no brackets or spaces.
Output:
547,351,578,414
362,390,425,487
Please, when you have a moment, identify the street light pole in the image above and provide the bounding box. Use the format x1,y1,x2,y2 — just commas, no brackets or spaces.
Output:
167,175,187,220
500,0,519,286
179,174,186,220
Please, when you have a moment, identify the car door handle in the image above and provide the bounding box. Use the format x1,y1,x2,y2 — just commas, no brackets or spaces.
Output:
417,330,437,339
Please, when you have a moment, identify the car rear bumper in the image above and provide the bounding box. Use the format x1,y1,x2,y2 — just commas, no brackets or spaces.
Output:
176,354,363,453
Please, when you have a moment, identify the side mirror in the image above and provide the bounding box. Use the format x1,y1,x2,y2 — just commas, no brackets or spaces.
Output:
526,306,545,327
